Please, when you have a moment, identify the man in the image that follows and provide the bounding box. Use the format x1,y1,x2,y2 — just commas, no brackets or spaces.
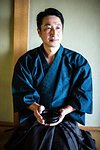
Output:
6,8,96,150
27,9,76,126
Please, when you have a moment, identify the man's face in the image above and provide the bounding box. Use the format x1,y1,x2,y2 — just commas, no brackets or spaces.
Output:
38,15,63,49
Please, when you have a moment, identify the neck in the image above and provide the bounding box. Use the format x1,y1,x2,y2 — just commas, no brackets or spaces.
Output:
43,44,60,65
43,44,60,58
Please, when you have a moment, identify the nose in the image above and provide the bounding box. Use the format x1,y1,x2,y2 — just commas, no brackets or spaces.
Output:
50,28,56,37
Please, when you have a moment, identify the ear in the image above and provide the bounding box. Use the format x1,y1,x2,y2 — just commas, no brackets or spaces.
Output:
62,27,64,33
37,28,41,37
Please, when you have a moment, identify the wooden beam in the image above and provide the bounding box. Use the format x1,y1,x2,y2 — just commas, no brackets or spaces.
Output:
0,122,14,127
13,0,29,125
0,121,100,131
14,0,29,66
79,126,100,131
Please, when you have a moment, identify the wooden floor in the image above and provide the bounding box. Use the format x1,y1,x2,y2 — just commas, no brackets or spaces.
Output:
0,126,100,150
90,131,100,150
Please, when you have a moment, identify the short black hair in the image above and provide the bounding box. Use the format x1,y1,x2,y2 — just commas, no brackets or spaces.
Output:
36,8,64,30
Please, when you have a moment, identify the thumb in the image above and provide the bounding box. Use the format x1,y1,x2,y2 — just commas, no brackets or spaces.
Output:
38,105,45,114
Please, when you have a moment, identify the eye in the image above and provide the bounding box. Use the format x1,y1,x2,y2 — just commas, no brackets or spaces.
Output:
44,26,51,31
56,26,61,29
47,26,51,30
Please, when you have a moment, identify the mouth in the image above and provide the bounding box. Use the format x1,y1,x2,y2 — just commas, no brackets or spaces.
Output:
49,39,59,42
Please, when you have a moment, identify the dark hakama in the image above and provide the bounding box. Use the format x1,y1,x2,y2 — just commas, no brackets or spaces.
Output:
5,44,97,150
5,117,96,150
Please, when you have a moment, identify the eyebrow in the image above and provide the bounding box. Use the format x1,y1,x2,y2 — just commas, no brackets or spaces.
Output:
43,23,62,27
44,24,51,27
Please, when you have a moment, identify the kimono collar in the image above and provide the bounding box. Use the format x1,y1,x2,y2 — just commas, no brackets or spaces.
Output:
38,44,64,108
39,44,64,65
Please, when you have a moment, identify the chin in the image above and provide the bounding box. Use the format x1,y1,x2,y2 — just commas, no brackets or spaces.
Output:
49,42,60,48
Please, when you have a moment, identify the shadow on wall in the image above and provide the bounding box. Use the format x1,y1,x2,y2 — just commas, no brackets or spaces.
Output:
0,0,14,123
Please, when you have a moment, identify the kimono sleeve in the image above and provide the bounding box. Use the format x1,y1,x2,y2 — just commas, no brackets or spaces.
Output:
12,55,40,112
68,54,93,114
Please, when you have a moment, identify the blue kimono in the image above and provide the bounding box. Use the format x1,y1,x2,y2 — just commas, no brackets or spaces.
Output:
7,44,96,150
12,44,92,125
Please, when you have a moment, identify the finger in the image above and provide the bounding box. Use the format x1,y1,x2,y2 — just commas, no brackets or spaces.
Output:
60,108,65,116
38,105,45,114
37,116,45,124
34,110,42,120
45,118,62,126
34,110,45,124
37,117,45,124
47,120,61,126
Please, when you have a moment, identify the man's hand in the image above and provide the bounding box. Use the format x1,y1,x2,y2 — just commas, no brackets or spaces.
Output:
28,104,76,126
27,103,45,124
45,105,76,126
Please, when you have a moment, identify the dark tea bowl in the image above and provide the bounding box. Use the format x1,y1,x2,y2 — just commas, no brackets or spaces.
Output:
41,109,60,124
